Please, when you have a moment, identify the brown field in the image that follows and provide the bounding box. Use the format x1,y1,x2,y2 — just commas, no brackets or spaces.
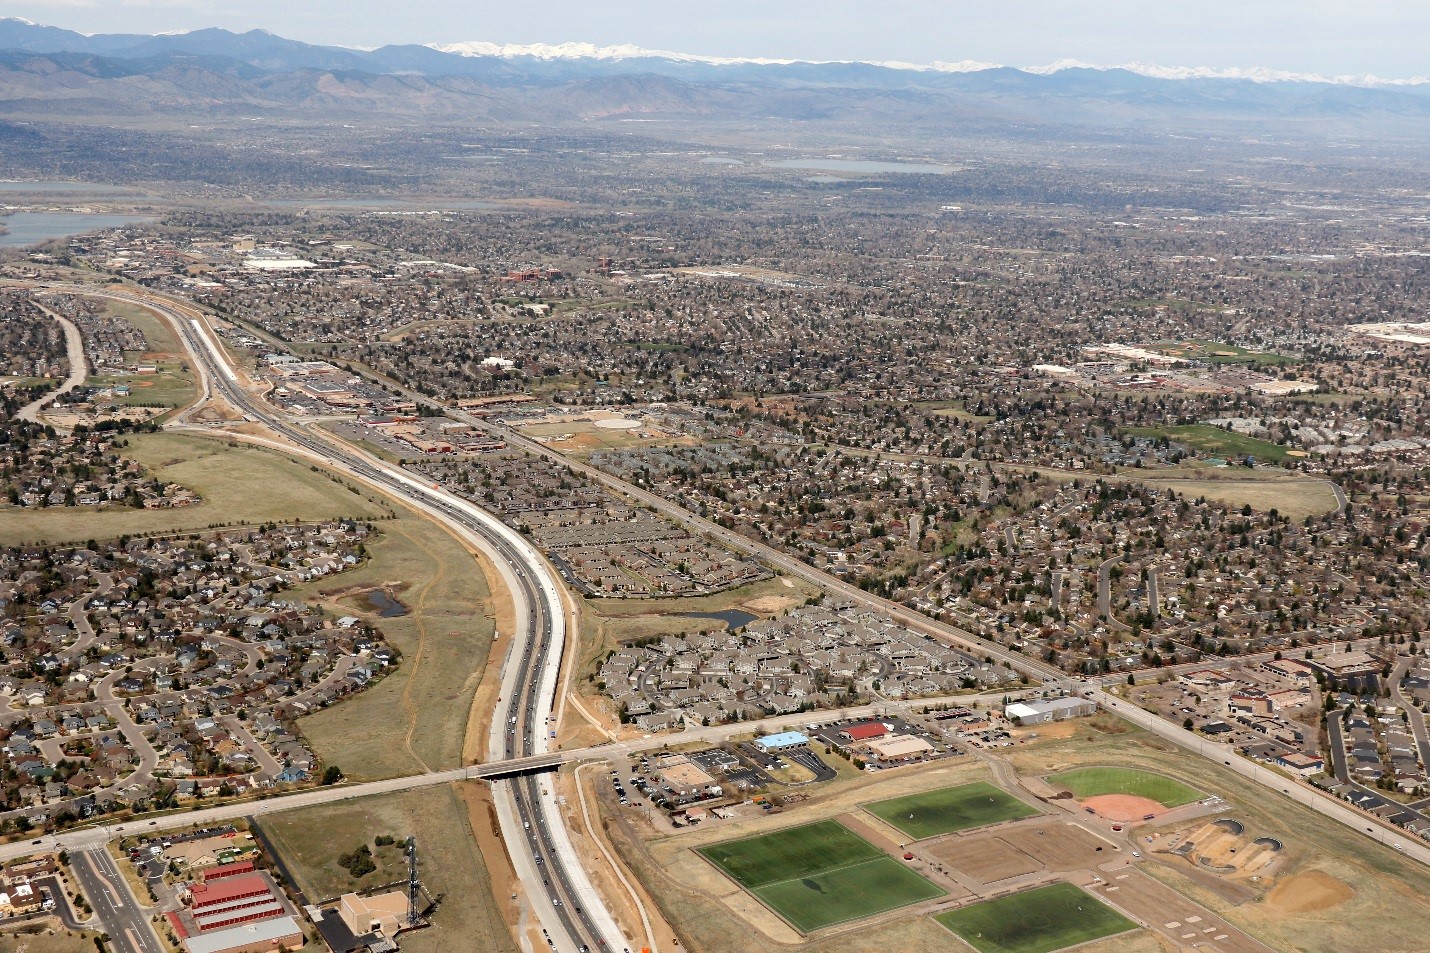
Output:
0,431,389,546
1116,470,1338,520
928,834,1041,885
1092,868,1271,953
0,929,107,953
295,507,497,781
927,821,1118,886
260,783,516,953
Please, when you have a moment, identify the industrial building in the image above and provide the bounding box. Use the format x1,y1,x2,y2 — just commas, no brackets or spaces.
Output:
1004,696,1097,725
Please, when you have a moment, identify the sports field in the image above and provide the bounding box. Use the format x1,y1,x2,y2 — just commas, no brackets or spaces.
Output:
698,820,946,932
934,882,1138,953
864,782,1039,840
1046,767,1199,807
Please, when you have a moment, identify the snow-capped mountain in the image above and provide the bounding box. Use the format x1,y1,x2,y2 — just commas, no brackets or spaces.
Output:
1,17,1428,134
432,38,1428,89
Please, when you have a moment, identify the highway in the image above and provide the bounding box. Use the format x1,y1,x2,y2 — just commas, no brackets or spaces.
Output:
8,279,1424,948
63,286,632,953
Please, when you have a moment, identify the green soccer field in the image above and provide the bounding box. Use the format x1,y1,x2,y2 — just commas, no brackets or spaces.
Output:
698,819,946,932
935,882,1139,953
1045,767,1200,807
863,781,1039,839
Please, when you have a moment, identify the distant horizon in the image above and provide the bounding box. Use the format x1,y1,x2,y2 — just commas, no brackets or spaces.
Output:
1,0,1426,80
2,16,1427,88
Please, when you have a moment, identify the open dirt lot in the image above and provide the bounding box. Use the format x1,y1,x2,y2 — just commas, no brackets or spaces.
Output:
928,821,1118,886
1092,868,1271,953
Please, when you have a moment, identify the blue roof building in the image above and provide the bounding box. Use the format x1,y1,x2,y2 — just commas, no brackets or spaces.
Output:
754,731,810,752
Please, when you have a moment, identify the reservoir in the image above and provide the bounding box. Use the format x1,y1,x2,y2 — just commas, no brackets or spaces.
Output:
366,589,409,618
769,158,956,174
681,609,759,630
0,211,153,248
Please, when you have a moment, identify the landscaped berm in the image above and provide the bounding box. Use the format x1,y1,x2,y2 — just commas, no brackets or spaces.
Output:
935,881,1138,953
1046,767,1200,822
864,781,1040,840
697,819,946,933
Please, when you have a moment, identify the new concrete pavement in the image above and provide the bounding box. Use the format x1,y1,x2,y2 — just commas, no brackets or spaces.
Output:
70,847,163,953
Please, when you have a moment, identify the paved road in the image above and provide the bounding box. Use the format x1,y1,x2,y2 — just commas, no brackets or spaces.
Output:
8,280,1423,922
70,848,162,953
17,302,86,422
1391,657,1430,769
1097,555,1131,632
1326,711,1351,783
135,289,628,953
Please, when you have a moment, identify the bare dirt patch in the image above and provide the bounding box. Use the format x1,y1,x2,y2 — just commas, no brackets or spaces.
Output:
1083,794,1168,822
1263,870,1353,917
926,821,1117,886
743,594,801,614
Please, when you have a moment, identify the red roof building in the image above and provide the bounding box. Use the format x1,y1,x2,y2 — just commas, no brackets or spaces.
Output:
838,722,888,742
203,861,256,882
190,874,270,910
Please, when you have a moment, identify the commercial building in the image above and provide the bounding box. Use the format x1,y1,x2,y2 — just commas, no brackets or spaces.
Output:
1004,696,1097,725
338,891,409,940
837,722,888,744
182,916,304,953
863,734,934,763
752,731,809,752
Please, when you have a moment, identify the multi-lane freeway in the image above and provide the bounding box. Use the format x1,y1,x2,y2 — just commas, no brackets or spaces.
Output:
45,285,634,953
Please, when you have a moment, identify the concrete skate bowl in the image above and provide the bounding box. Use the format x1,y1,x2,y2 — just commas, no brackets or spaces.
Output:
1162,818,1282,881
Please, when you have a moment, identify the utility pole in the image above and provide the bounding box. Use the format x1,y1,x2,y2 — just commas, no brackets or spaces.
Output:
406,837,419,927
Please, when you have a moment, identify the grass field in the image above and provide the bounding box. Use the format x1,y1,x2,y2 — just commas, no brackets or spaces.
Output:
1114,470,1338,521
86,299,198,414
260,784,516,953
699,820,945,932
935,882,1138,953
295,508,495,780
864,782,1039,840
1126,424,1288,464
1046,767,1199,807
0,432,389,545
0,929,108,953
1150,339,1296,367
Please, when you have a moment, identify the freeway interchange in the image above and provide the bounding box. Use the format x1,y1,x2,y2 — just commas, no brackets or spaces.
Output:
6,280,1427,953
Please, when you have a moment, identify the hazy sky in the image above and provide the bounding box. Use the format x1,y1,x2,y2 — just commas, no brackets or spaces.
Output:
5,0,1427,78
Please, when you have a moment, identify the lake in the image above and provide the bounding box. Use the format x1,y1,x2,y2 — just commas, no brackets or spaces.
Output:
769,158,957,175
681,609,759,631
0,211,153,248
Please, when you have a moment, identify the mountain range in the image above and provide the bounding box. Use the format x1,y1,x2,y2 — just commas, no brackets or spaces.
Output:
2,17,1428,137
